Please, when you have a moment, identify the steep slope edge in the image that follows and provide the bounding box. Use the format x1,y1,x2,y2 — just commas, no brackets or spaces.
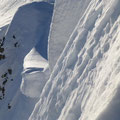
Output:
29,0,120,120
48,0,91,72
0,1,53,120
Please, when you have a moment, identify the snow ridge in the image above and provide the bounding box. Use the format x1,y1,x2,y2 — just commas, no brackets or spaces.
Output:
29,0,120,120
0,1,53,120
1,0,120,120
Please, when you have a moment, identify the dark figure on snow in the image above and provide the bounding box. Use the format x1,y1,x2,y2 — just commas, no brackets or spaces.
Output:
13,35,16,39
8,103,11,109
8,69,12,75
14,42,18,47
0,54,5,60
0,47,4,53
1,37,5,46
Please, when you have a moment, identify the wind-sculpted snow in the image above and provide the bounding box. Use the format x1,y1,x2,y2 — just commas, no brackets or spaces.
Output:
0,0,31,27
0,0,54,28
48,0,91,72
0,1,53,120
22,48,50,98
29,0,120,120
0,0,120,119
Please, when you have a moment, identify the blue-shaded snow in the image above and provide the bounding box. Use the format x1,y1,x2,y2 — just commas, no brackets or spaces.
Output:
0,1,53,120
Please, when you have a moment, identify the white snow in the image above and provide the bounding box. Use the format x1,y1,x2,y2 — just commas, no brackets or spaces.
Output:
0,1,53,120
0,0,34,27
24,48,49,69
29,0,120,120
21,66,49,98
1,0,120,120
48,0,91,72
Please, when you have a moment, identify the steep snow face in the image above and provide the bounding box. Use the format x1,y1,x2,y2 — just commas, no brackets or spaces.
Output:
0,0,54,35
29,0,120,120
0,0,32,27
0,0,45,42
0,1,53,120
48,0,91,71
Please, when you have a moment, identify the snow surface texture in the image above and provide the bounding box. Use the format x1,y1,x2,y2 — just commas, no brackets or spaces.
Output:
48,0,91,72
0,0,35,27
29,0,120,120
1,0,120,120
0,1,53,120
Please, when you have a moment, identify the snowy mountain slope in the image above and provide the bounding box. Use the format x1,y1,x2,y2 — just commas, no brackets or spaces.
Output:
29,0,120,120
0,0,44,46
1,0,120,119
0,0,54,37
0,0,33,27
0,1,53,120
48,0,91,72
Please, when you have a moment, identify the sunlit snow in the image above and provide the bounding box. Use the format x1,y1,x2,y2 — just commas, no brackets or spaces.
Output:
0,0,120,120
